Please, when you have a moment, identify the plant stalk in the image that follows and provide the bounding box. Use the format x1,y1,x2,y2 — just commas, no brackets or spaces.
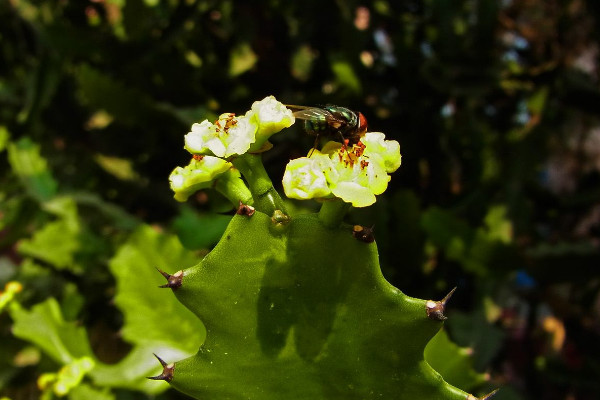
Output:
318,199,350,228
231,154,287,215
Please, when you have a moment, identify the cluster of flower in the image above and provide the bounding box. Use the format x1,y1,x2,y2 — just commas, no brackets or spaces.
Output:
169,96,401,208
169,96,294,202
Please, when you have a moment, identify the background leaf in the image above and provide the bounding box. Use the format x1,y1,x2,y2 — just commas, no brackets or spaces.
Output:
10,298,94,365
7,138,58,202
92,225,206,393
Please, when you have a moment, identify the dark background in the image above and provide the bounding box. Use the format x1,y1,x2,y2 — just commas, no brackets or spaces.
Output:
2,0,600,399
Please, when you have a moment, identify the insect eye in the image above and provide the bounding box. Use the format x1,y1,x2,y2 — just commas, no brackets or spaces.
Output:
358,112,368,133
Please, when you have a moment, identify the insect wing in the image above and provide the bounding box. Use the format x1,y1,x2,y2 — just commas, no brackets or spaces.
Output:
290,107,334,121
293,107,349,130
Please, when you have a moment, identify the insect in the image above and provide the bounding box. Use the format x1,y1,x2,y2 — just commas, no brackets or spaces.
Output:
286,105,368,154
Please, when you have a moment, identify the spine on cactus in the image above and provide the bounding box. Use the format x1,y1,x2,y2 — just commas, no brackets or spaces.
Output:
153,97,497,400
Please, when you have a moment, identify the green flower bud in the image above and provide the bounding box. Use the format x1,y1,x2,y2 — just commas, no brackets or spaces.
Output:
282,152,333,200
0,281,22,312
54,357,94,396
169,156,233,202
38,357,95,397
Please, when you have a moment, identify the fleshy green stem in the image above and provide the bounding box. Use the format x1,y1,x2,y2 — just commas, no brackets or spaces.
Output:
215,173,253,208
318,199,350,228
231,154,287,215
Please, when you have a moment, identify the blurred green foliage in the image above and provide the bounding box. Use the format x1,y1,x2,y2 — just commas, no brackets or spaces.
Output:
1,0,600,399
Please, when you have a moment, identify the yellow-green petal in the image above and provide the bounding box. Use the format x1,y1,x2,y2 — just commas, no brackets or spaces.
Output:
330,181,376,207
169,156,232,202
362,132,402,173
184,120,216,155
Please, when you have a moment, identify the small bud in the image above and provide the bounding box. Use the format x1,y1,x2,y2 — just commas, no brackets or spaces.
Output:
467,389,499,400
271,209,290,226
352,225,375,243
147,353,175,383
236,201,255,217
0,281,24,312
269,209,291,235
426,287,457,321
157,268,183,290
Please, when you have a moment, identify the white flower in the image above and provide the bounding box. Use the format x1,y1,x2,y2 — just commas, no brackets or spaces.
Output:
184,113,258,158
282,152,332,199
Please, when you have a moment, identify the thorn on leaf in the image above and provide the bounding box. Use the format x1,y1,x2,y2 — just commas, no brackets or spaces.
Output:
468,389,499,400
156,268,183,290
147,353,175,383
352,225,375,243
236,201,255,217
426,286,457,321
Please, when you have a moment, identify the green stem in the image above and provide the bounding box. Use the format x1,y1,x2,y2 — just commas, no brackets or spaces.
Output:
318,199,350,228
231,154,287,215
215,174,253,208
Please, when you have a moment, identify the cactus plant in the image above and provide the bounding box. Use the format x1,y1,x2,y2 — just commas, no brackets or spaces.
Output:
151,97,496,400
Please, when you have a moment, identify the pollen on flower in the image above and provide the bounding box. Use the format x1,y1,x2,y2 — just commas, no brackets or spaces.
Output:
184,113,258,158
215,113,237,133
337,141,369,168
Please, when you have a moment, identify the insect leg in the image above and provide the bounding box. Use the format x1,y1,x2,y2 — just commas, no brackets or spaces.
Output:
308,134,320,157
337,131,350,150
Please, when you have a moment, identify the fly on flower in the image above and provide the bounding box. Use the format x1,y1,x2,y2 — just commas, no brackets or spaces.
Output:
286,105,368,154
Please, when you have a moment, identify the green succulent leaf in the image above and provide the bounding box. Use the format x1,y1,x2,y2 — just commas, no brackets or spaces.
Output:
425,328,487,392
160,212,473,400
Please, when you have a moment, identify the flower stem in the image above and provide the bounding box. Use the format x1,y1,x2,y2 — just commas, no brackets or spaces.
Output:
318,199,350,228
231,154,287,215
215,172,253,208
